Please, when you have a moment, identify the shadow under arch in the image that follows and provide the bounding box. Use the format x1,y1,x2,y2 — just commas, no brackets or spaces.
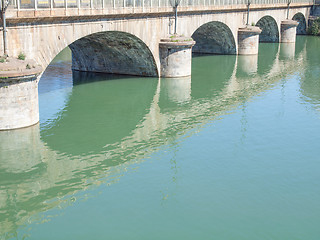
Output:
292,12,307,35
256,15,279,42
191,21,237,55
69,31,158,77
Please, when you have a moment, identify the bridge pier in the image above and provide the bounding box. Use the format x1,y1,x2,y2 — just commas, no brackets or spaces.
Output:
237,27,262,55
280,20,299,43
159,37,195,78
0,71,41,130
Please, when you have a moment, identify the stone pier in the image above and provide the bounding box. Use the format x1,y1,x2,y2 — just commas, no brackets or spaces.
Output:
280,20,299,43
237,26,262,55
0,60,42,130
159,37,196,78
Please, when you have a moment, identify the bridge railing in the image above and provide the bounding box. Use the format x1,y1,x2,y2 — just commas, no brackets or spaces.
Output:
7,0,314,10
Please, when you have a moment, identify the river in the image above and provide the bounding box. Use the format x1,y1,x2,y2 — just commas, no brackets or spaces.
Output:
0,36,319,239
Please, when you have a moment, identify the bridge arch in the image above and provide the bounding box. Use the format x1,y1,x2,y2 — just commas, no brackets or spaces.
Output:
191,21,237,55
292,12,307,35
256,15,279,42
69,31,158,77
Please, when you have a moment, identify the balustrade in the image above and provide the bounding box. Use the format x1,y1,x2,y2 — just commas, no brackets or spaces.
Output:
7,0,314,10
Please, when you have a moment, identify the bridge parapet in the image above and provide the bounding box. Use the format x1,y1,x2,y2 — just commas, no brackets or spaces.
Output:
5,0,314,18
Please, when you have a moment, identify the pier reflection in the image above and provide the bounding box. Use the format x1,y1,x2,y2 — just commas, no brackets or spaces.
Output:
236,55,258,77
279,43,296,60
160,77,191,104
0,40,307,239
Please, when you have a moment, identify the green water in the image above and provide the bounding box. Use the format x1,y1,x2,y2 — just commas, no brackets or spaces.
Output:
1,36,320,239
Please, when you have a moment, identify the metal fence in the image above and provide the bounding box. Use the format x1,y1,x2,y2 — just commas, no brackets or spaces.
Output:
8,0,314,10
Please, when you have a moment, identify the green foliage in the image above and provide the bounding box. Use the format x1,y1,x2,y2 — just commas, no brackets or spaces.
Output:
307,17,320,36
0,55,8,63
251,22,255,26
18,52,26,60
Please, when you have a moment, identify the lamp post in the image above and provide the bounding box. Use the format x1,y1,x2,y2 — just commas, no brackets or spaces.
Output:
0,0,9,56
246,0,251,26
286,0,291,19
169,0,181,34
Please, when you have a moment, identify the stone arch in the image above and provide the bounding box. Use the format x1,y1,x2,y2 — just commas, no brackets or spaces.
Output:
256,15,279,42
191,21,237,54
292,12,307,35
69,31,158,77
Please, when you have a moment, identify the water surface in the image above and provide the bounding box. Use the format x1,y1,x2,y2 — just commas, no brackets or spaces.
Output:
0,36,320,240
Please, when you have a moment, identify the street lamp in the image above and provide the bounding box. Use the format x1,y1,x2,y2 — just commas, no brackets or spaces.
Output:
287,0,291,19
246,0,251,26
0,0,9,56
169,0,181,35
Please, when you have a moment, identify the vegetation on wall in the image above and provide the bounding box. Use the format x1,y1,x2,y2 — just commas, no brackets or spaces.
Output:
307,17,320,36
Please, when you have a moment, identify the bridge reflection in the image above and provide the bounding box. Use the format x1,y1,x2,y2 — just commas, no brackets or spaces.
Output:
300,36,320,108
0,40,308,239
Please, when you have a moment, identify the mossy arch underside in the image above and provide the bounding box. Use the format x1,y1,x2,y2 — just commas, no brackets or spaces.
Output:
256,16,279,42
69,31,158,77
292,13,307,35
191,21,237,55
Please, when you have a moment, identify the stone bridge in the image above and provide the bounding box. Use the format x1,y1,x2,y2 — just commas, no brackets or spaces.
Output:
0,0,317,130
0,0,315,74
